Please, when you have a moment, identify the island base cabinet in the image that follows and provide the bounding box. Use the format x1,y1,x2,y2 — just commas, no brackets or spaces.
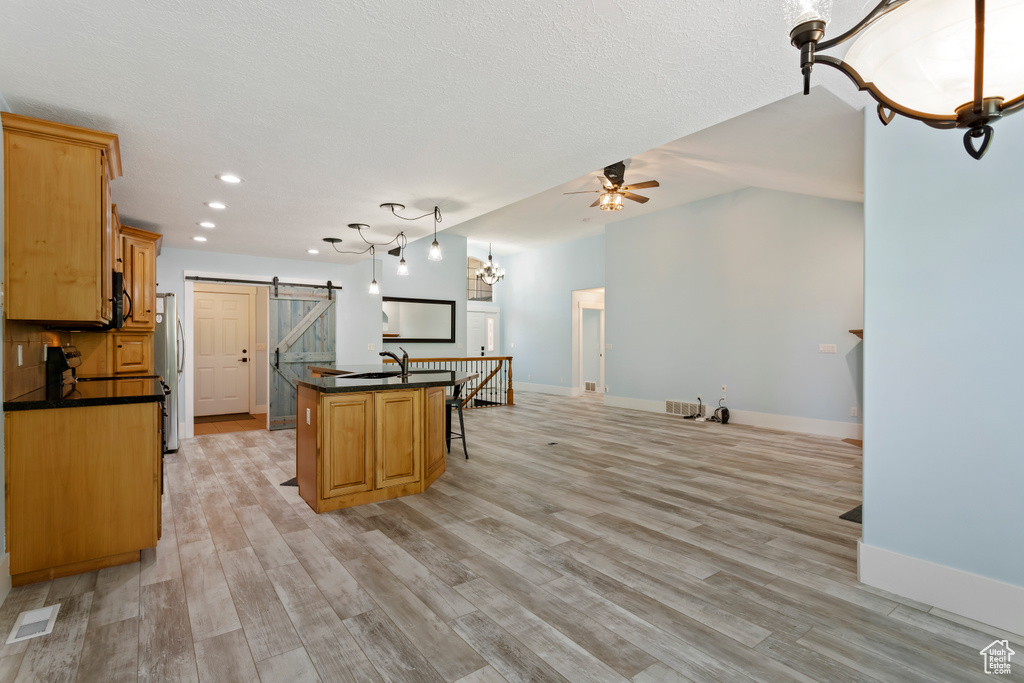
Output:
5,402,160,585
296,385,447,512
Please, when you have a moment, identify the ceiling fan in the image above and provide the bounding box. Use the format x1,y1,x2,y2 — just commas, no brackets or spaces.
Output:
564,161,660,211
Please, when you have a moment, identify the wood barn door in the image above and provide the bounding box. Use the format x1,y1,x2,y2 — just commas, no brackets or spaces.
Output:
269,285,336,430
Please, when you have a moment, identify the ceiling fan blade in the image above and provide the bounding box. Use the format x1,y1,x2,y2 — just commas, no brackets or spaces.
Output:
620,180,660,191
622,192,649,204
590,199,601,207
563,190,602,195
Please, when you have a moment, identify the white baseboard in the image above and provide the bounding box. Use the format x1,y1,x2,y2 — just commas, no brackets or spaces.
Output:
604,395,665,412
727,408,862,439
0,553,11,605
859,541,1024,636
515,383,576,397
603,396,862,439
179,421,192,441
253,404,268,414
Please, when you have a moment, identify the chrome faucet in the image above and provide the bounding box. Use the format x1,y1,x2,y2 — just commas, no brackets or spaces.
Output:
379,347,409,377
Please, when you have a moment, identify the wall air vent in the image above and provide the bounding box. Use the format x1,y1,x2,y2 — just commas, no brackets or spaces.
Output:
6,604,60,644
585,381,597,392
666,401,705,418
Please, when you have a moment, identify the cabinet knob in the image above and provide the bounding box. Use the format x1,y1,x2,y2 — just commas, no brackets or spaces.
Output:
117,344,123,348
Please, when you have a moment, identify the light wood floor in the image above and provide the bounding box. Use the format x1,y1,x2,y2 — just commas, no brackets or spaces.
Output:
193,413,268,435
1,392,1020,682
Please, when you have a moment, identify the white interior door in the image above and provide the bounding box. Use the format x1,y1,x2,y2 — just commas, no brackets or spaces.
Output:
467,311,485,357
194,291,251,416
467,311,499,357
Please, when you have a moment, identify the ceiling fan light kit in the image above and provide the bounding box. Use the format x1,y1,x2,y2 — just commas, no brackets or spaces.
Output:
565,161,661,210
787,0,1024,160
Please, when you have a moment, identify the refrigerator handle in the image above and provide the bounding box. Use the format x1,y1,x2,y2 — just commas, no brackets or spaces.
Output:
177,317,185,376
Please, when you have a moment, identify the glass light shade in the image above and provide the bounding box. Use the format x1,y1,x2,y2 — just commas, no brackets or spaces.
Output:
428,240,442,261
368,279,379,295
844,0,1024,117
397,258,408,276
785,0,832,28
599,192,624,211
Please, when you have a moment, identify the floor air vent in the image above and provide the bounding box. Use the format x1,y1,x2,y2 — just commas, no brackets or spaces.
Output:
666,401,705,418
585,381,597,392
6,604,60,644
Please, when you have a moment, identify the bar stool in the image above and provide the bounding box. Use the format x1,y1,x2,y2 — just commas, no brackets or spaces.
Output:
446,393,469,459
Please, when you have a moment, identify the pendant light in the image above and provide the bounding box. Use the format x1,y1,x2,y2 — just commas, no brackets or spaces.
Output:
787,0,1024,159
381,203,444,261
368,246,379,294
476,244,505,286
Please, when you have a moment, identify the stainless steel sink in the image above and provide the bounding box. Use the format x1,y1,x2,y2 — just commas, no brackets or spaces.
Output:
346,371,402,379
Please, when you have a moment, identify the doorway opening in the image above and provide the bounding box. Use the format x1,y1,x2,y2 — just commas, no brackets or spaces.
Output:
192,282,268,433
467,302,500,358
571,287,605,398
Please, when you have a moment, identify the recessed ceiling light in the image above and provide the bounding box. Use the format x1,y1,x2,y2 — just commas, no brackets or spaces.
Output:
199,221,216,228
216,174,242,183
307,249,319,254
205,202,227,209
193,236,207,242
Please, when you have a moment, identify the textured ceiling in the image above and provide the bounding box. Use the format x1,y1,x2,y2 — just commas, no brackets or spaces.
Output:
0,0,873,263
451,88,865,254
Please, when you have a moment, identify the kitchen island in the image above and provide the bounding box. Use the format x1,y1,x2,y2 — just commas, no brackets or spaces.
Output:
295,366,477,513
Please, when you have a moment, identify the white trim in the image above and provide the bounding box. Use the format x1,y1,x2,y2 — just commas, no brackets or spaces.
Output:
467,301,500,313
604,395,665,413
516,383,577,397
254,404,268,415
0,554,11,606
727,409,862,439
603,396,862,439
859,541,1024,636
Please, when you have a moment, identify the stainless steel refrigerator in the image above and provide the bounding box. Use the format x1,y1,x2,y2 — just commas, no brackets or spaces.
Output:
154,293,183,452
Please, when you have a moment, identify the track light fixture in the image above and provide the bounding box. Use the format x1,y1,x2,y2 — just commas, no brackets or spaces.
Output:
381,203,444,261
787,0,1024,159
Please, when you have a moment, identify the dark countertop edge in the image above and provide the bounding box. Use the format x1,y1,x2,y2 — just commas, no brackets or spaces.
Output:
297,372,479,394
4,392,165,412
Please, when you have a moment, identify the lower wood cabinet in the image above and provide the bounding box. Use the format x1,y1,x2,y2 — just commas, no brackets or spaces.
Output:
4,402,161,585
297,385,446,513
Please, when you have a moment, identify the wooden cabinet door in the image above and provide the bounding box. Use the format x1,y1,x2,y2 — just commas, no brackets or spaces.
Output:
113,332,153,374
424,387,446,478
375,389,422,489
123,234,156,331
321,393,374,499
3,129,104,323
100,152,113,322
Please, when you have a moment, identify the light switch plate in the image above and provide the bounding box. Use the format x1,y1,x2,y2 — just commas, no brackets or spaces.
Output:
367,343,375,351
306,408,311,425
818,344,837,354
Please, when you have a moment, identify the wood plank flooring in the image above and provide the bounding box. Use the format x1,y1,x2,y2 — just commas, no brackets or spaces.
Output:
2,392,1021,682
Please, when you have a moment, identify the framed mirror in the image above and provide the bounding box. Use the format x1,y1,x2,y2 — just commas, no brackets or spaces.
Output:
382,296,456,343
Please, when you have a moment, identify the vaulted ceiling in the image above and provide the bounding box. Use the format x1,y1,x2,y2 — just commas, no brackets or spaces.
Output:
0,1,873,262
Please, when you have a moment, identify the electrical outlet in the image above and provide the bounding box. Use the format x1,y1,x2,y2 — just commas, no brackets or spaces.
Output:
306,408,311,425
606,344,613,350
721,395,727,402
851,407,858,417
367,343,375,351
457,343,463,349
721,384,726,392
17,345,23,367
510,342,515,349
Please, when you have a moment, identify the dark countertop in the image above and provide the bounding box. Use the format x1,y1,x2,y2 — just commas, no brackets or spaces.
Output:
299,365,478,394
4,376,166,412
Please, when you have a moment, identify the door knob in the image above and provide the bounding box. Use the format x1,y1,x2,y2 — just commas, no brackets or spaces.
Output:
239,358,248,363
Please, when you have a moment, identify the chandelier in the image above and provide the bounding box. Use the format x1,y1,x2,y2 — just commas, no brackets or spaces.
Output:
476,244,505,286
787,0,1024,159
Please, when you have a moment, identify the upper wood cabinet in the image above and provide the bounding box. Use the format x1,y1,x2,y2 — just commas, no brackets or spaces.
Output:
2,112,121,325
120,225,161,331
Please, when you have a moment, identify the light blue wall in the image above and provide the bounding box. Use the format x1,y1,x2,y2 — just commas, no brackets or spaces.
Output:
156,247,380,366
863,115,1024,586
581,308,601,385
496,234,605,386
605,187,864,423
380,232,467,358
